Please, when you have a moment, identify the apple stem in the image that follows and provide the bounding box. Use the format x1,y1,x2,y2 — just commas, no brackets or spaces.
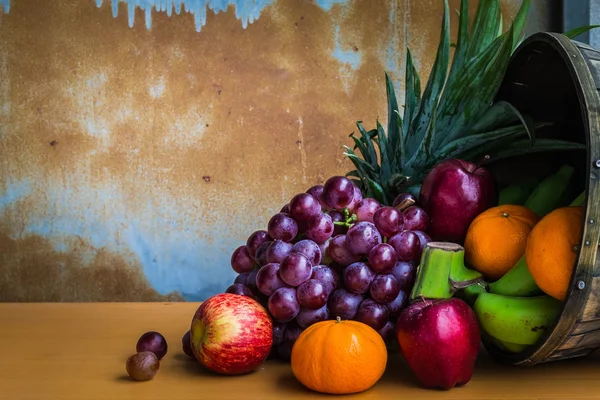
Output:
475,154,491,169
409,242,486,302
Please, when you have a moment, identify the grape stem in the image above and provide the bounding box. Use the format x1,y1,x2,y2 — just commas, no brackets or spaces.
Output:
409,242,486,302
333,208,358,228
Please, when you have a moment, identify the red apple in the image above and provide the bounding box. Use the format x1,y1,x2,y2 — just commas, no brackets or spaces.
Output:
190,293,273,375
395,297,480,390
419,158,497,244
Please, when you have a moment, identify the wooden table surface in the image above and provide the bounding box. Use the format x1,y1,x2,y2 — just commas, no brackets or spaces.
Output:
2,302,600,400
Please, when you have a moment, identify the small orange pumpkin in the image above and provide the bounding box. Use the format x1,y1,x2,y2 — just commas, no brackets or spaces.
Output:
290,317,388,395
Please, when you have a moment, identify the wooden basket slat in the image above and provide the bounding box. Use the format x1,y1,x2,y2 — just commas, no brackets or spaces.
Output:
558,330,600,350
580,277,600,321
549,347,595,361
570,319,600,335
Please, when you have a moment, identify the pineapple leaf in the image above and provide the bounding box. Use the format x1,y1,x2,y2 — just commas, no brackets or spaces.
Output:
385,72,401,155
471,100,537,144
510,0,530,50
437,123,542,161
564,24,600,40
434,23,515,149
376,121,393,186
394,110,406,169
343,147,378,174
355,122,379,167
405,0,450,155
465,0,502,63
366,178,388,205
346,170,361,178
480,138,587,163
444,0,471,90
402,49,422,141
407,102,439,171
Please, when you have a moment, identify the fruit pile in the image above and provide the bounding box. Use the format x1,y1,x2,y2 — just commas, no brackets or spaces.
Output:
227,176,432,358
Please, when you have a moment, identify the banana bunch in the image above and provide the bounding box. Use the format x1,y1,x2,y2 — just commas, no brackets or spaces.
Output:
469,165,578,354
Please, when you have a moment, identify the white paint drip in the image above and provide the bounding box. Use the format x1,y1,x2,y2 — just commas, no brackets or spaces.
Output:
296,116,307,184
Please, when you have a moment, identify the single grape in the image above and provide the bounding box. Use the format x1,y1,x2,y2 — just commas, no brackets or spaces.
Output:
284,323,304,349
297,279,328,309
256,263,288,296
267,213,299,242
385,289,409,318
306,184,330,210
392,192,417,210
225,283,256,299
246,268,259,294
279,252,313,287
266,240,294,264
370,273,401,303
234,271,250,286
328,210,347,236
231,245,256,274
403,206,430,232
378,321,395,342
390,261,417,291
343,262,376,294
292,239,322,266
280,204,291,213
327,288,363,320
345,221,382,257
355,299,389,331
268,287,301,323
388,231,421,262
354,198,381,223
296,305,330,328
273,322,287,346
413,230,432,252
319,238,333,265
290,193,322,222
368,243,398,273
126,351,160,381
322,176,355,209
346,185,363,213
373,206,404,238
329,234,360,266
246,230,272,258
305,213,334,244
311,265,340,295
254,240,273,267
136,331,168,360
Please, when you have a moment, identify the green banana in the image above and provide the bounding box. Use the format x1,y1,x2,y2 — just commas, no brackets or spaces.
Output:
498,177,539,206
524,164,575,218
489,336,531,354
488,255,542,297
473,292,563,346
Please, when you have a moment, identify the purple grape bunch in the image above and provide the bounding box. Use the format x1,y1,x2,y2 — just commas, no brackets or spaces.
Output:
226,176,432,360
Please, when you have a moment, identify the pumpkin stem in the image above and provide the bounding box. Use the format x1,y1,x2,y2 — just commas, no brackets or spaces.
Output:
335,316,342,323
409,242,486,302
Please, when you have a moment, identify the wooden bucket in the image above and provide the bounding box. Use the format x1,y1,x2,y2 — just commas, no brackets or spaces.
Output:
482,31,600,366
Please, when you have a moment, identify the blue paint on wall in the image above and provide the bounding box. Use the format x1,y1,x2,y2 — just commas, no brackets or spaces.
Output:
95,0,276,32
331,25,361,70
10,180,239,301
314,0,347,12
0,179,31,213
0,0,9,13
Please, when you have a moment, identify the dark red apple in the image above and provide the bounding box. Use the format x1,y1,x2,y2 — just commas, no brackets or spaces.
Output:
419,158,496,244
395,297,480,390
190,293,273,375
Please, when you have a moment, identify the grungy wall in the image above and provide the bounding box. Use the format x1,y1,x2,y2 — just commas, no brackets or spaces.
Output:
0,0,551,302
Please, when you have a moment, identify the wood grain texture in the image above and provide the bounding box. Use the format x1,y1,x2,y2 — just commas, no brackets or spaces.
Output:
483,32,600,366
2,302,600,400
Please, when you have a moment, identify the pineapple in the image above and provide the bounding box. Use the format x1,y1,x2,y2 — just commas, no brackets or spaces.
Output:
344,0,586,205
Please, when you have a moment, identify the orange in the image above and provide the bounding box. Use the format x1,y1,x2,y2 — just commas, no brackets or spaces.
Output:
290,317,387,394
525,206,583,301
464,204,540,281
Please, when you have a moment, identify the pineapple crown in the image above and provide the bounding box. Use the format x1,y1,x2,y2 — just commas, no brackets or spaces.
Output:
344,0,587,205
